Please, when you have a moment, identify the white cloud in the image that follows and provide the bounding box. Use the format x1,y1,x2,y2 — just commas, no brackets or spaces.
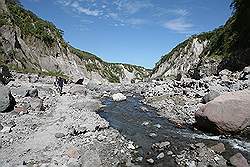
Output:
126,18,146,26
114,0,153,14
164,18,193,33
70,1,101,16
171,9,189,16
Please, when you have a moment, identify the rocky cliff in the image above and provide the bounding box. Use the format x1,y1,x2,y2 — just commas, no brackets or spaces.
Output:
0,0,149,83
152,0,250,79
151,34,219,79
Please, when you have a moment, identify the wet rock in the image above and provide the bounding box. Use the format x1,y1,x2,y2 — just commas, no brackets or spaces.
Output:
55,133,65,138
152,141,170,150
201,90,220,104
156,152,165,159
195,89,250,134
210,143,225,154
229,153,249,167
0,85,16,113
112,93,126,101
135,157,143,162
153,124,161,128
149,133,157,138
146,158,154,164
142,121,149,126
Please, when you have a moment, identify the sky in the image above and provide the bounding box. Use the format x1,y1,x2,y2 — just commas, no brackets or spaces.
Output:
20,0,232,69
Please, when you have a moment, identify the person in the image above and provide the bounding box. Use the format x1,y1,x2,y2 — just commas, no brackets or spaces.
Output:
57,76,64,95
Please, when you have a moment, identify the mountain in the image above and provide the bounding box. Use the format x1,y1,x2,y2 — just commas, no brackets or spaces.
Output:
0,0,150,83
151,0,250,79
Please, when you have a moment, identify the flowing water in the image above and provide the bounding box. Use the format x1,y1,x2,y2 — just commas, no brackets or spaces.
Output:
97,96,250,166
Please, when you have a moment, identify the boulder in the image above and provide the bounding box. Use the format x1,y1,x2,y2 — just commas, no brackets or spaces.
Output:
240,66,250,80
21,97,44,111
210,143,225,154
25,88,38,97
0,85,16,113
69,85,87,95
229,153,249,167
75,78,84,85
195,90,250,134
0,65,12,85
201,90,220,104
112,93,126,101
219,69,232,76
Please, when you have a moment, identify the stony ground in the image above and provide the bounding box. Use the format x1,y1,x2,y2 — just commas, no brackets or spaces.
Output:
0,69,250,167
0,73,134,167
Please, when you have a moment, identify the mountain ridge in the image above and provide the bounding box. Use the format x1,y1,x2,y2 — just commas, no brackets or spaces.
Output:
0,0,150,83
151,0,250,79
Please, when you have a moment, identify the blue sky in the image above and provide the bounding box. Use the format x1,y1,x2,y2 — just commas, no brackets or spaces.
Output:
20,0,232,69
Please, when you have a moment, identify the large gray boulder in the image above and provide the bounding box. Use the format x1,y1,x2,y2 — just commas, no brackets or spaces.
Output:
195,90,250,134
0,85,16,113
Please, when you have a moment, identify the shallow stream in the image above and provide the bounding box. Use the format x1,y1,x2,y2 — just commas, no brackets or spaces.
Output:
97,96,249,166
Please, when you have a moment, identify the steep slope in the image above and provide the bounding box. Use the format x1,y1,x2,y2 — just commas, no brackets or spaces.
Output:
151,31,220,79
0,0,149,83
152,0,250,79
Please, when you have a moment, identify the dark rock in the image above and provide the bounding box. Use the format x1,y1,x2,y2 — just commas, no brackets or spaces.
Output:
201,90,220,104
229,153,249,167
25,88,38,97
0,65,12,85
176,73,182,81
0,85,16,112
240,66,250,80
75,78,84,85
0,124,3,131
195,90,250,134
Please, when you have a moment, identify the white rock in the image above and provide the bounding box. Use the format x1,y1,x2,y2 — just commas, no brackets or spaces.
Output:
112,93,126,101
146,158,154,164
156,152,165,159
127,143,136,150
154,124,161,128
167,151,173,155
142,121,149,126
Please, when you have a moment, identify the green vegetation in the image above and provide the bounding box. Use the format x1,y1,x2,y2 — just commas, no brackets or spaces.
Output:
5,63,68,79
69,46,103,62
5,2,64,46
206,0,250,70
